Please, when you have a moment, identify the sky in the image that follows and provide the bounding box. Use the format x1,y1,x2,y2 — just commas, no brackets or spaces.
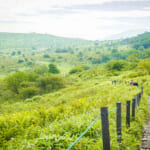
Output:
0,0,150,40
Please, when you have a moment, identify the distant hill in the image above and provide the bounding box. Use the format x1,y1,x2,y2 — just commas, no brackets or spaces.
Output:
104,29,148,40
121,32,150,49
0,32,150,50
0,32,92,49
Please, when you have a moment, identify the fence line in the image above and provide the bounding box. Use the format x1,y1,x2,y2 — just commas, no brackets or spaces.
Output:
67,113,101,150
67,87,143,150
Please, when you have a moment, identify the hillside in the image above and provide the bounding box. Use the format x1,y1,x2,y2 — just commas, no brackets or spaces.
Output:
0,31,150,149
0,32,150,77
121,32,150,49
0,32,92,49
0,65,150,149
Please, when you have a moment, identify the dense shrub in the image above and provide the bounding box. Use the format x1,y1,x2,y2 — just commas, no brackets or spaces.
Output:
5,72,28,94
138,58,150,74
106,60,128,71
37,74,65,93
34,65,48,75
19,87,39,99
48,64,60,74
17,59,24,63
43,54,50,58
69,65,89,74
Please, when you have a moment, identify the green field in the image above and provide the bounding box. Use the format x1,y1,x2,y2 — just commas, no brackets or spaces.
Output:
0,32,150,149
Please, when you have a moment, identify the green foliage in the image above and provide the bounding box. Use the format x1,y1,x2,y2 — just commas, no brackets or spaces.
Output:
43,54,50,58
17,51,21,55
34,65,48,75
2,71,64,101
106,60,128,71
0,32,150,150
48,64,60,74
0,33,92,49
5,72,28,94
0,77,149,149
11,51,16,56
127,53,140,63
19,87,39,99
138,58,150,74
69,65,89,74
26,61,33,65
17,59,24,63
37,74,65,93
1,65,5,69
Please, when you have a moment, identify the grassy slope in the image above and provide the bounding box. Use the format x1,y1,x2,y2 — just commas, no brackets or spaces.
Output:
0,70,149,149
0,32,92,49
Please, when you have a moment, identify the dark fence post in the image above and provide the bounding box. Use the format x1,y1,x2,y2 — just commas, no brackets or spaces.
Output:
101,107,110,150
132,99,136,119
134,95,138,108
126,100,130,127
141,87,143,96
139,93,141,101
116,102,122,143
137,94,139,106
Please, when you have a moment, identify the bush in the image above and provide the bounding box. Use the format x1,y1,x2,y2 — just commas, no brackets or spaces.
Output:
19,87,39,99
17,59,24,63
1,65,5,69
26,61,33,65
37,74,65,93
127,72,139,78
5,72,28,94
34,65,48,75
138,58,150,74
106,60,128,71
43,54,50,58
48,64,60,74
69,65,89,74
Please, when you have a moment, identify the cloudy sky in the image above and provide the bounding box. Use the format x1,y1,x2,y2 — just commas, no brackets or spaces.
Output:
0,0,150,40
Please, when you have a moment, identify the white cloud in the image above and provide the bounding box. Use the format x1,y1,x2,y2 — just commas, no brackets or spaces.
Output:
0,0,150,40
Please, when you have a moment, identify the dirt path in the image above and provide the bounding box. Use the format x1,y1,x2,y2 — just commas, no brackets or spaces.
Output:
140,96,150,150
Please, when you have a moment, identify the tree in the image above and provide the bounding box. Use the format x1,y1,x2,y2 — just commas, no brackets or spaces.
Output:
69,65,89,74
34,65,48,75
5,72,28,94
17,51,21,55
127,54,140,63
19,87,39,99
37,74,64,93
138,58,150,74
11,51,16,56
18,59,24,63
43,54,50,58
106,60,128,71
48,64,60,74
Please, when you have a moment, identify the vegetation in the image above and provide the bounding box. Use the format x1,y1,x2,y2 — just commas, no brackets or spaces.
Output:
0,32,150,149
48,64,60,74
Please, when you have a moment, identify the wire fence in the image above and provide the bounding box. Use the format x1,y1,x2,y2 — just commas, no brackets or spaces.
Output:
67,87,143,150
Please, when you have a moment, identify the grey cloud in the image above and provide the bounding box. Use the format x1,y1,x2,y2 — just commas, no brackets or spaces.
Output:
18,1,150,18
64,0,150,12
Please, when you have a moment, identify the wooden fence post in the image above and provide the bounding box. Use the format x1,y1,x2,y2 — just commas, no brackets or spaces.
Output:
116,102,122,143
134,95,138,107
101,107,110,150
132,99,136,119
126,100,130,127
137,94,140,106
141,87,143,95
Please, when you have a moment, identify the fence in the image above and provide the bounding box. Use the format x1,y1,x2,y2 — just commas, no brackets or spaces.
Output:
67,87,144,150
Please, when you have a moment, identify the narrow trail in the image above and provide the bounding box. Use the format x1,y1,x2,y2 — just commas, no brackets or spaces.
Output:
140,96,150,150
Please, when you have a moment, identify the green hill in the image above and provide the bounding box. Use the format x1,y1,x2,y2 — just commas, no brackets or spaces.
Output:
0,32,92,49
0,31,150,149
121,32,150,49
